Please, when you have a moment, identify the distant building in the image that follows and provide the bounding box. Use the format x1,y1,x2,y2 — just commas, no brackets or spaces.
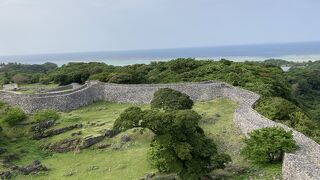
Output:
2,83,19,91
280,66,291,72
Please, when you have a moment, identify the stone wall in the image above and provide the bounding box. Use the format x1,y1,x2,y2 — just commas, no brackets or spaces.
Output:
0,82,105,113
0,80,319,179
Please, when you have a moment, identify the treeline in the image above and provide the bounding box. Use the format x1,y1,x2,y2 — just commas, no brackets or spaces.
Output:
47,59,291,98
0,58,319,142
287,61,320,122
0,62,57,84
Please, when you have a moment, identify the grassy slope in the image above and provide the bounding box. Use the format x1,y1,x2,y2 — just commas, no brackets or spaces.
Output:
0,99,281,180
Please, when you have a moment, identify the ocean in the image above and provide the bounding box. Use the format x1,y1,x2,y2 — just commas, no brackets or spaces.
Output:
1,41,320,66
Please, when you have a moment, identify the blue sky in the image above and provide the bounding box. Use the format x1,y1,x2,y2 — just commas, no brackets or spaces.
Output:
0,0,320,56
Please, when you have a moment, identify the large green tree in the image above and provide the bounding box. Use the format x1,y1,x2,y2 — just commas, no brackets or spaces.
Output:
113,89,230,179
114,108,230,179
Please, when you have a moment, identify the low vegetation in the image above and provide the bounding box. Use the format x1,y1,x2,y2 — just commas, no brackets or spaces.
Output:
0,98,283,179
33,109,60,123
3,107,27,126
241,127,297,163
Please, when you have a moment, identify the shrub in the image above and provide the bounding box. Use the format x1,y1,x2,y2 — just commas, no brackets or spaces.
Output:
151,88,193,111
33,109,60,122
241,127,297,163
0,101,10,116
255,97,300,121
108,73,134,84
4,107,27,126
12,73,31,84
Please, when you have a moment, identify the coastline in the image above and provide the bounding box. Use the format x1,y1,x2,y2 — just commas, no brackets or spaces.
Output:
1,54,320,66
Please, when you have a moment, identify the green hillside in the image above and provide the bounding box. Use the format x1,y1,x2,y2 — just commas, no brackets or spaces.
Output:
0,99,281,179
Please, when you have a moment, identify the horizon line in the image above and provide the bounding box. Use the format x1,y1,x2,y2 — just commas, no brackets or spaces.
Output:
1,40,320,58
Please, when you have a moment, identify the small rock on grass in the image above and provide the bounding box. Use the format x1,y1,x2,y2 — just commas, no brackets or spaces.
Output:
120,135,131,144
18,160,48,175
97,144,111,149
0,171,12,179
87,165,99,171
0,147,7,155
64,169,77,177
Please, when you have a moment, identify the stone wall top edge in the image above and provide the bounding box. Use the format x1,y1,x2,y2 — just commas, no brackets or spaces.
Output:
97,81,230,87
0,84,93,98
0,83,89,97
0,81,235,98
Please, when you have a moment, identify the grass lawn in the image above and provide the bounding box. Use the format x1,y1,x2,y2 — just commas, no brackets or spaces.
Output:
0,99,282,179
17,83,59,94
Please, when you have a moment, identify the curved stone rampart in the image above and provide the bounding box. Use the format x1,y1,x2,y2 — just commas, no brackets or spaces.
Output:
0,80,319,179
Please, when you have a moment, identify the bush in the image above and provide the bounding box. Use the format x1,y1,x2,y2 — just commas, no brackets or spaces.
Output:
0,101,10,115
33,109,60,122
241,127,297,163
12,73,31,84
108,73,134,84
151,88,193,111
4,107,27,126
255,97,300,121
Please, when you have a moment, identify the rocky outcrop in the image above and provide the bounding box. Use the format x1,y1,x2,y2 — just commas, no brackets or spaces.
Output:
80,135,105,149
42,130,116,152
33,124,82,139
1,160,47,178
120,134,131,144
100,129,120,138
30,120,55,132
42,138,82,153
0,171,11,179
17,160,48,175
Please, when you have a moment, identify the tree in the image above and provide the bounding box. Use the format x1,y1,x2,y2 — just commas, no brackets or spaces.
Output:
114,90,230,180
114,108,230,179
151,88,193,111
12,73,30,84
241,127,297,163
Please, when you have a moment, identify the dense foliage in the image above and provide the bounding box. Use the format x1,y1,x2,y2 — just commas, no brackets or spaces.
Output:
1,59,319,143
151,88,194,111
0,62,57,85
255,97,320,142
286,61,320,122
241,127,297,163
36,59,290,97
33,109,60,122
3,107,27,126
113,89,230,179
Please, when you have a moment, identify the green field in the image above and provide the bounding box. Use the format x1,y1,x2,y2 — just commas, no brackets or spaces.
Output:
0,99,281,179
16,83,59,94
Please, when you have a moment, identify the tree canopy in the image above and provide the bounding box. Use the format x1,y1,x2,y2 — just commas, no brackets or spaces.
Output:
241,127,297,163
151,88,194,111
113,89,230,179
1,59,319,143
